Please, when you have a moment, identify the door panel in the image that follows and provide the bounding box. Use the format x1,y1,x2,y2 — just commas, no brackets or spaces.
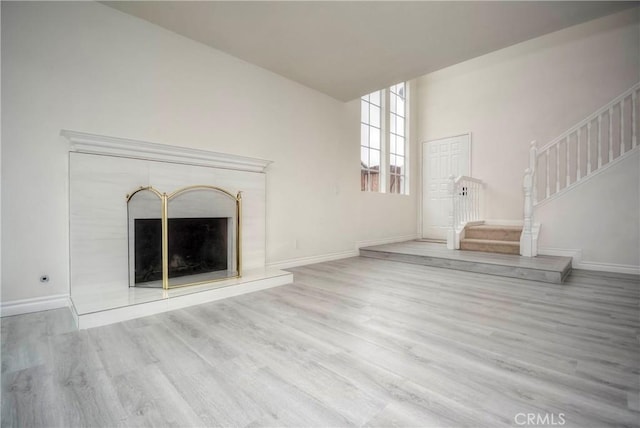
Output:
422,134,470,239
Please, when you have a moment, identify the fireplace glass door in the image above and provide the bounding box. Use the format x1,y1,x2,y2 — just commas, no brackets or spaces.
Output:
166,187,238,288
128,188,163,287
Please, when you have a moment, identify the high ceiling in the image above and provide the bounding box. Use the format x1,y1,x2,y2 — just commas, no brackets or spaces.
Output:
103,1,637,101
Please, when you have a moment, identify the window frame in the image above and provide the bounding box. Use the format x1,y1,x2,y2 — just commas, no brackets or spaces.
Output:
388,82,407,194
360,90,384,192
360,82,409,195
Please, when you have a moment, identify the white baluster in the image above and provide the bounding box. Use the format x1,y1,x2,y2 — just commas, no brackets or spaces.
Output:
453,183,462,229
470,182,474,220
529,141,537,204
475,183,479,220
458,183,462,225
468,184,472,221
475,182,479,220
566,137,570,187
609,107,614,162
464,182,469,222
460,183,464,223
464,181,468,222
472,183,476,220
598,115,603,168
468,186,471,221
587,122,592,174
463,182,467,223
545,149,550,199
521,168,534,257
447,175,455,250
460,182,464,223
470,182,473,221
462,183,466,223
621,99,625,155
577,128,581,181
468,182,472,221
473,183,480,220
478,182,481,219
464,181,471,221
556,144,560,193
633,91,637,148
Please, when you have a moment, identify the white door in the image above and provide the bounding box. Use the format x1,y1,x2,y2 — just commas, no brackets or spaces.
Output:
422,134,471,240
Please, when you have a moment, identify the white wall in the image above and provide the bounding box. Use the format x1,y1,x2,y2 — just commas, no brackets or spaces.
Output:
1,2,418,305
416,8,639,268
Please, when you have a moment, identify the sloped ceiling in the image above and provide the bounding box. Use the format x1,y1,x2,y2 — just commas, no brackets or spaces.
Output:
103,1,637,101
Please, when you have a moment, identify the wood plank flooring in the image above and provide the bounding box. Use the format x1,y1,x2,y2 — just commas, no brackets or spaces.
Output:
2,256,639,427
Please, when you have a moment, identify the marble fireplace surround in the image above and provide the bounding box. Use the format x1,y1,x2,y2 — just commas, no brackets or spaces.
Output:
63,130,293,329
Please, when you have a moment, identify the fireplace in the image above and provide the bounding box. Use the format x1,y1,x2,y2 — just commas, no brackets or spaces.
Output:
127,185,241,289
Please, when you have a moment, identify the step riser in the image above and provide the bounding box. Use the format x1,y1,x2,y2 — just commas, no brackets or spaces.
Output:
465,229,521,241
460,241,520,255
359,248,571,284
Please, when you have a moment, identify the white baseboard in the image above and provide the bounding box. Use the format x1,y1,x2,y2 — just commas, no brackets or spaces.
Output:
267,234,419,270
573,261,640,276
1,293,71,317
538,247,640,275
267,249,358,270
539,247,582,262
356,234,419,249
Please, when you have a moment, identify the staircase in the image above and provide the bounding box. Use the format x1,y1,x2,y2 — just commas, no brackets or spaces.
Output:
446,82,639,258
521,81,639,256
460,224,521,255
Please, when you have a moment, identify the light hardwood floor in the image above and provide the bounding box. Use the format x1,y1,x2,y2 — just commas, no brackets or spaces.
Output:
2,257,639,427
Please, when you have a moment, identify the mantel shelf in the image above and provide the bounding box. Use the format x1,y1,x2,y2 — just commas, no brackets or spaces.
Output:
61,129,273,173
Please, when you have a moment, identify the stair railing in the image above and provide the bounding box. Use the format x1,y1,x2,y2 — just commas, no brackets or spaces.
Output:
521,147,538,256
447,175,485,250
522,82,639,256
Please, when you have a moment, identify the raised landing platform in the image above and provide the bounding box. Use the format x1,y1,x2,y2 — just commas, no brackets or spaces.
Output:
70,267,293,329
360,241,572,284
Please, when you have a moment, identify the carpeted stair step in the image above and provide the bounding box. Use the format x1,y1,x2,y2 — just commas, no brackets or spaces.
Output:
460,238,520,255
465,225,522,242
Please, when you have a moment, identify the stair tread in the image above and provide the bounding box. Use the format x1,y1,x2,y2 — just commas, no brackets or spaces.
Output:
461,238,520,246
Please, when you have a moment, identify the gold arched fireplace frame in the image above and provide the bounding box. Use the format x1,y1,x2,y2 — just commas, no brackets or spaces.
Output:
126,185,242,289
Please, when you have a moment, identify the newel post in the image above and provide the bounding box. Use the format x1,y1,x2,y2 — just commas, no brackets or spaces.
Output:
521,168,534,257
446,175,456,250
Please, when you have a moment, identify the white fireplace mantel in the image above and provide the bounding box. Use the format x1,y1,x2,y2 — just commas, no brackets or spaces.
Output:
61,129,273,173
64,129,290,329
